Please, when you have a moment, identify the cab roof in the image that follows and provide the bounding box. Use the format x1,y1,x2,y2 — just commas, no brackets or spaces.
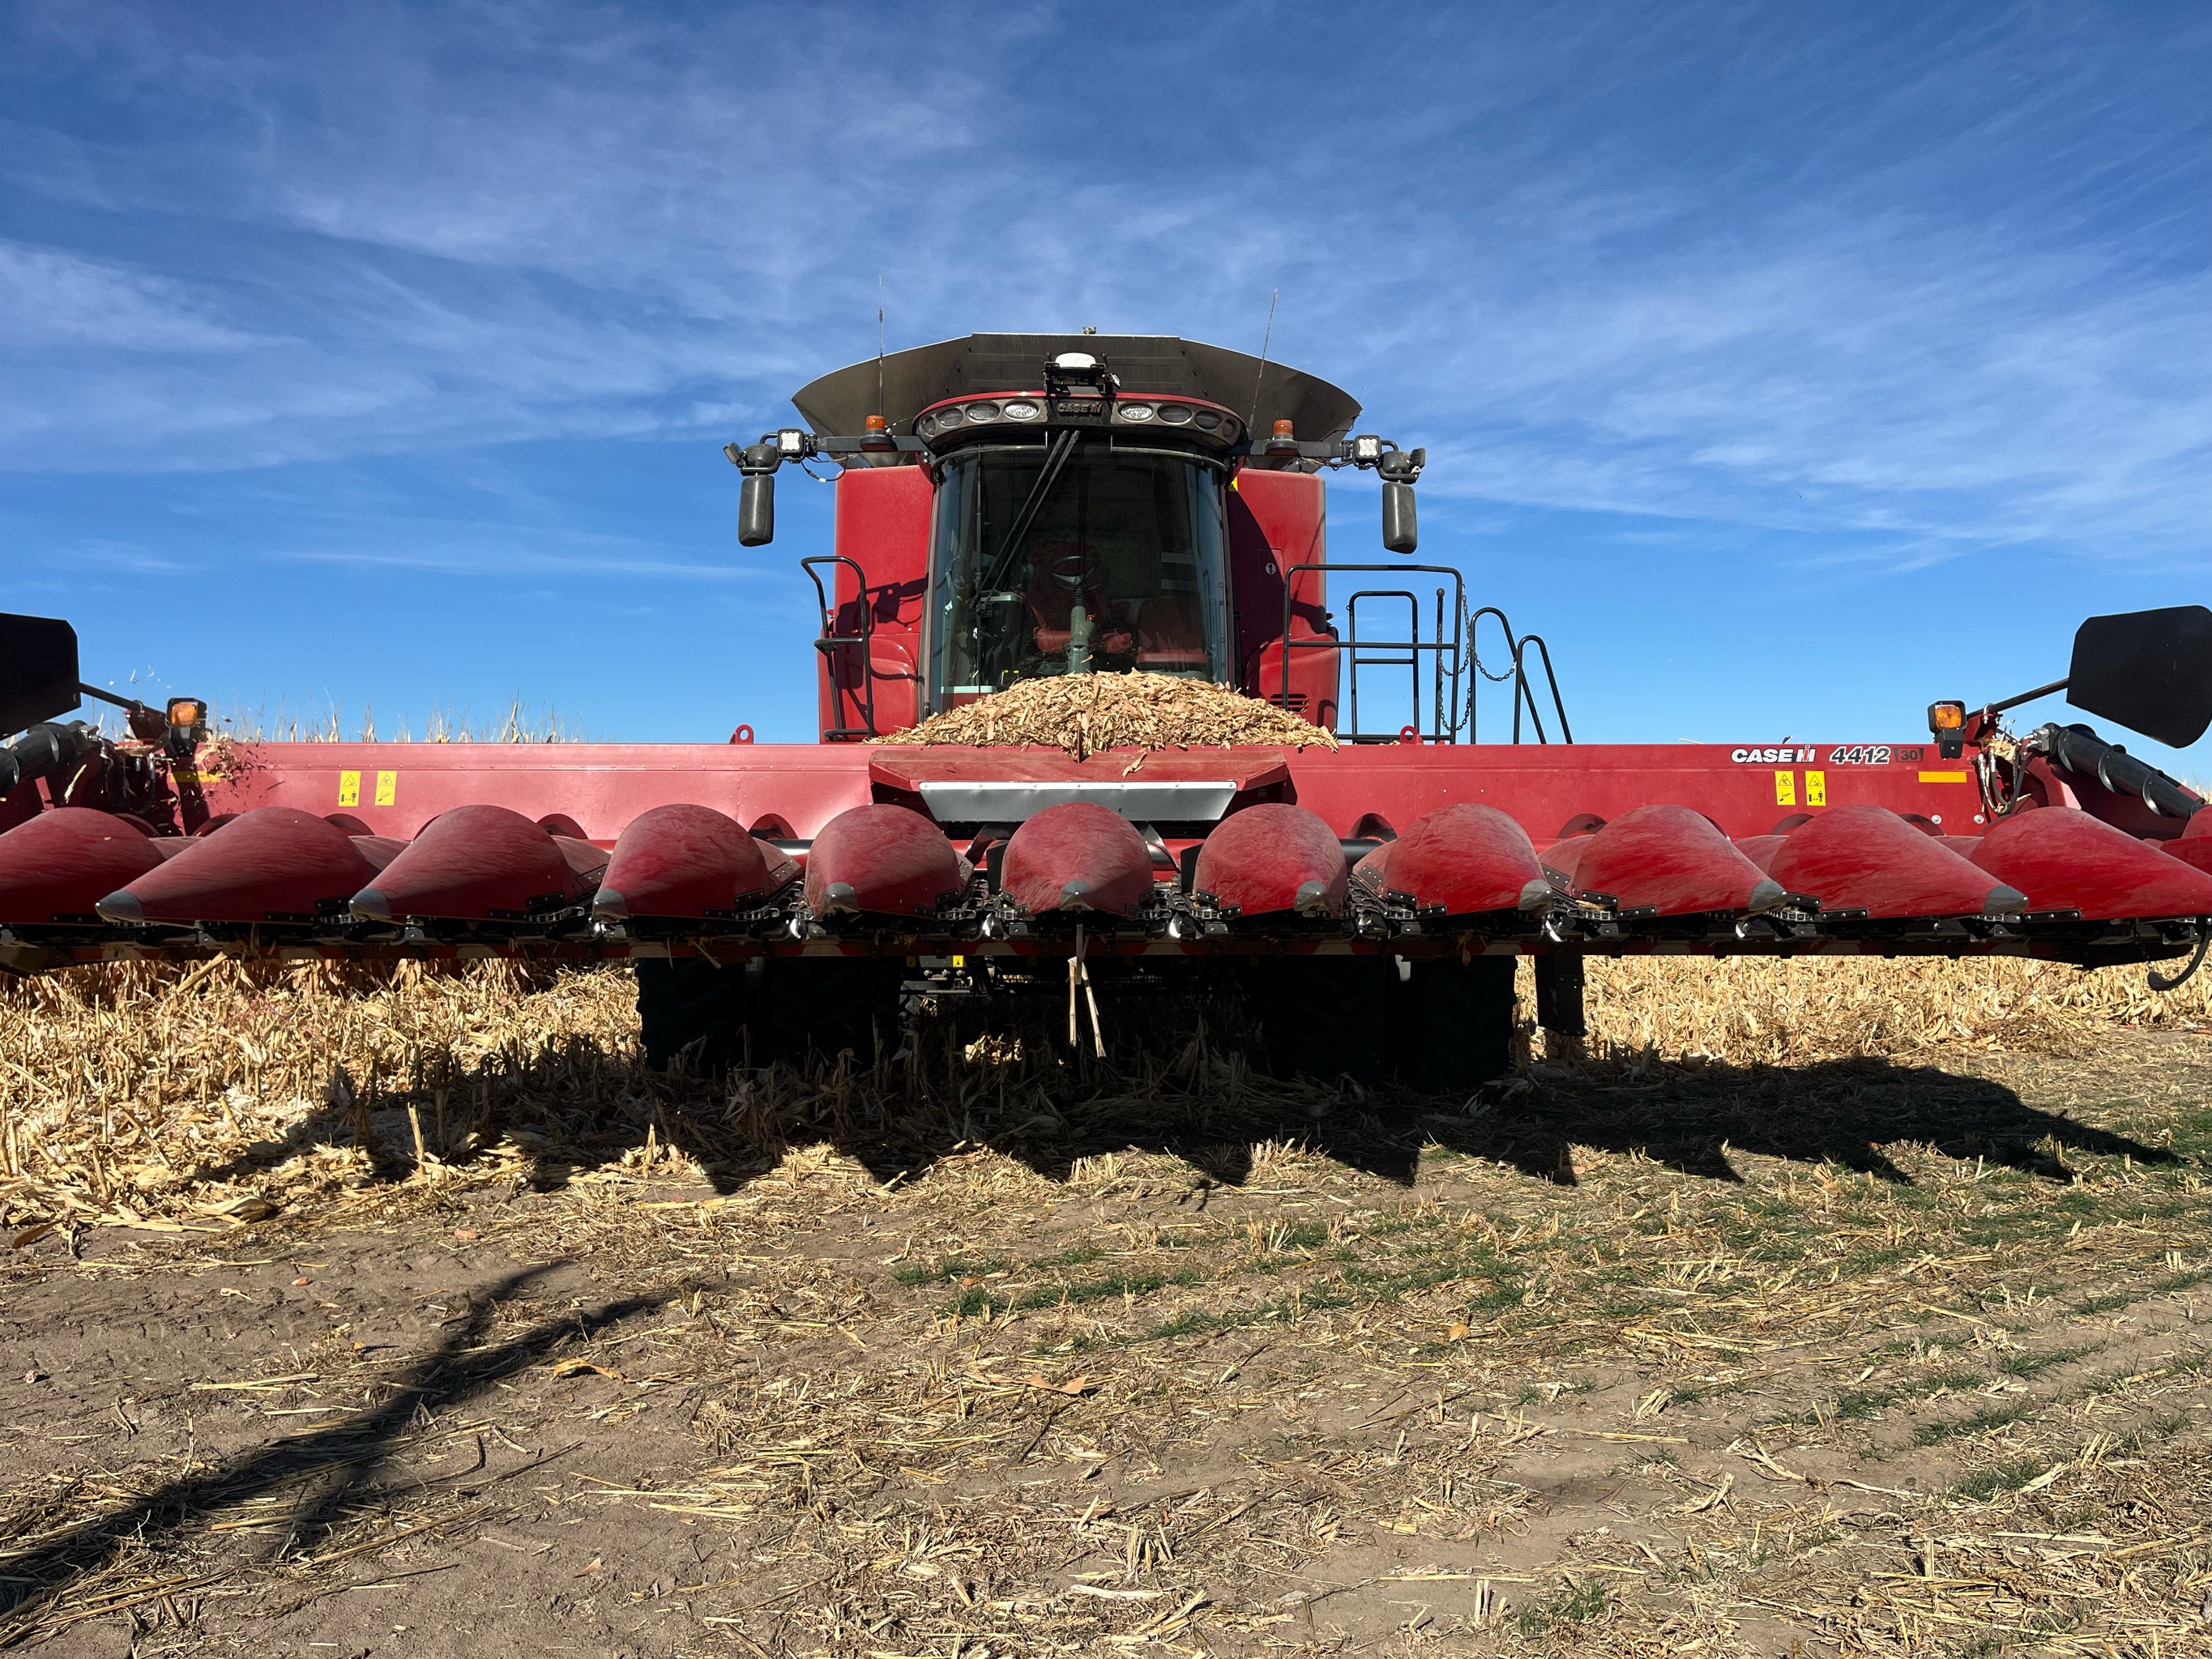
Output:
792,332,1360,441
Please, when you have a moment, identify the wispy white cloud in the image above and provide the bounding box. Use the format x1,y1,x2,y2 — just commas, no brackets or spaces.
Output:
0,0,2206,574
281,536,771,581
0,241,271,351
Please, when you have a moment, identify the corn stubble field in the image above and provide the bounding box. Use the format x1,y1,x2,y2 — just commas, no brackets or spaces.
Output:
4,953,2210,1658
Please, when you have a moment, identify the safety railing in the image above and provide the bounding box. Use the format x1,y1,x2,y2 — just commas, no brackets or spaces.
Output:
1278,565,1572,744
1469,606,1574,744
801,555,878,741
1280,562,1466,744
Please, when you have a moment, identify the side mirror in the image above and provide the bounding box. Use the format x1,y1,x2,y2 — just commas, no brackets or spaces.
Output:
0,612,80,736
738,472,776,548
2068,605,2212,748
1381,481,1418,555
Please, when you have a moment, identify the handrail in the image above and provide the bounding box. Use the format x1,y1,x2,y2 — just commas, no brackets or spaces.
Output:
801,555,878,741
1467,605,1573,745
1514,633,1573,745
1279,562,1468,744
1345,590,1421,739
1271,572,1572,746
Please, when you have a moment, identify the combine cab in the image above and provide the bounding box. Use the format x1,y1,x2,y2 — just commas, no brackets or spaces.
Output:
6,333,2211,1087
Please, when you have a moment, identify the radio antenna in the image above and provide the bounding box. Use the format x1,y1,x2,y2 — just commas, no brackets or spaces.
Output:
876,275,887,425
1248,288,1279,430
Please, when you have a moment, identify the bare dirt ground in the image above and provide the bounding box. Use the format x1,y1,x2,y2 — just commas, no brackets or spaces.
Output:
5,1002,2210,1657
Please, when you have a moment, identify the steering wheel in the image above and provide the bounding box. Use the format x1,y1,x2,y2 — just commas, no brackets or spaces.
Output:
1043,548,1106,596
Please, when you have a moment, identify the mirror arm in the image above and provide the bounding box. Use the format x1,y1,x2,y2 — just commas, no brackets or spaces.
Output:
1982,676,2070,719
76,681,151,716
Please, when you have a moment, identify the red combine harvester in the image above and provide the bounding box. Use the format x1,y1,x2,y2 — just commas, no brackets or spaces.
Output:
6,333,2212,1087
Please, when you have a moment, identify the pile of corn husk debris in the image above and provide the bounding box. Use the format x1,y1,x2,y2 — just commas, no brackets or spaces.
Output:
873,672,1339,758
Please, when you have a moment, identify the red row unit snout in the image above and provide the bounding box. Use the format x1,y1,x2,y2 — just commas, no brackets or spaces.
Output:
3,787,2208,975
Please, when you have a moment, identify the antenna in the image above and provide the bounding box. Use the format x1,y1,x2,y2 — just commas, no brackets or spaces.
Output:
1248,288,1279,430
876,275,886,425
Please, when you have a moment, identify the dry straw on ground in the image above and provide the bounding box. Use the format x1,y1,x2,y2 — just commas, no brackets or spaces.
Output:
873,670,1340,757
4,951,2209,1655
1578,953,2212,1068
3,953,2206,1236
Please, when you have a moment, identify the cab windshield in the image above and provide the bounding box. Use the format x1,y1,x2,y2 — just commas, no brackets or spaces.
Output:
927,442,1230,709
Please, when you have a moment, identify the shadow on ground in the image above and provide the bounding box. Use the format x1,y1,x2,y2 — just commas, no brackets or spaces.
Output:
305,996,2185,1204
0,1267,673,1638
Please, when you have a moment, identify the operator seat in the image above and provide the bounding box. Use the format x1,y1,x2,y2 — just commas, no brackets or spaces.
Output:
1025,541,1133,657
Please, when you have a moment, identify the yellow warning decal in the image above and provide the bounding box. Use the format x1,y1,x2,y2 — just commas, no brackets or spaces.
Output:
1774,770,1796,806
374,770,397,806
338,770,361,807
1919,770,1971,783
1804,770,1826,807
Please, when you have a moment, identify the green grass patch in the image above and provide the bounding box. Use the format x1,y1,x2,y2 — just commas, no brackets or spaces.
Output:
1027,1243,1105,1271
1467,1281,1528,1311
1835,1385,1901,1420
2169,1108,2212,1158
937,1264,1205,1319
896,1254,1009,1286
1915,1400,2033,1446
2070,1290,2138,1316
1954,1453,2058,1501
1998,1344,2096,1380
1137,1308,1245,1343
1668,1377,1748,1407
1839,1245,1919,1274
1257,1219,1332,1253
1026,1267,1202,1309
1516,1580,1609,1639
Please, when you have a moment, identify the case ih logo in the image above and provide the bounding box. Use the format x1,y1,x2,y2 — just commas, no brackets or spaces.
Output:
1731,746,1816,764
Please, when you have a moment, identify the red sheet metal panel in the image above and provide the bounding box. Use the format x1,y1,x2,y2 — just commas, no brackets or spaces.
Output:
1194,802,1346,917
805,804,967,918
353,804,600,921
1278,742,1987,844
102,807,379,924
826,465,933,738
203,740,878,844
197,736,1995,855
1971,807,2212,919
1229,469,1337,726
596,804,784,920
0,808,164,924
1000,802,1155,916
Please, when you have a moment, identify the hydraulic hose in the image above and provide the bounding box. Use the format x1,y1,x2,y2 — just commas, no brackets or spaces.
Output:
0,721,99,800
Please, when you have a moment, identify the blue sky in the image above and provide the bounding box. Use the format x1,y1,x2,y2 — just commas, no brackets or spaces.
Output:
3,2,2207,755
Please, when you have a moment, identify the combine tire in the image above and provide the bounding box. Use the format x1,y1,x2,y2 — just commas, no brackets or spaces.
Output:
634,957,903,1073
1246,955,1517,1090
1249,955,1393,1084
1390,956,1517,1092
635,957,754,1073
